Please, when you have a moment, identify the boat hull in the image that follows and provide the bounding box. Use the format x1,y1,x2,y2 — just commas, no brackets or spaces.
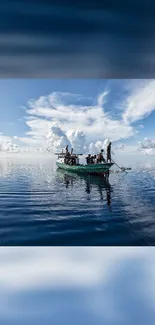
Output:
56,161,113,175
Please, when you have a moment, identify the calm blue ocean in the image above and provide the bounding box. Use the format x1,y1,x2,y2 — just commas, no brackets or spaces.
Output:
0,156,155,245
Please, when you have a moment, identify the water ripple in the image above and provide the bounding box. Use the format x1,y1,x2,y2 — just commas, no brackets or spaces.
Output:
0,158,155,245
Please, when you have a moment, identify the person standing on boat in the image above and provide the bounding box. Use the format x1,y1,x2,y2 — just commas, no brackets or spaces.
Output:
66,145,69,154
86,154,91,164
100,149,106,163
97,149,105,163
65,145,71,164
107,142,112,163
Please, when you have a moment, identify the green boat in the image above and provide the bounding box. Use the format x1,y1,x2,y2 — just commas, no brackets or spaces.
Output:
55,152,114,175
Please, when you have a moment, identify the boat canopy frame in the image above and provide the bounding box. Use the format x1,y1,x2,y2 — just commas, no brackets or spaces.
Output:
55,153,83,156
55,153,83,159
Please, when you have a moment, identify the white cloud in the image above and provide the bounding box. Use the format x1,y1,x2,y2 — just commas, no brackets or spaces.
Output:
88,139,110,154
145,148,155,155
0,134,13,143
123,80,155,124
0,134,19,152
67,129,86,152
114,144,124,150
138,138,155,155
18,118,50,148
144,138,155,148
97,90,108,107
47,123,71,152
2,80,155,154
20,90,135,152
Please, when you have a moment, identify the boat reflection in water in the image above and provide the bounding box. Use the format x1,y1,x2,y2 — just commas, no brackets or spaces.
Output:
57,169,112,209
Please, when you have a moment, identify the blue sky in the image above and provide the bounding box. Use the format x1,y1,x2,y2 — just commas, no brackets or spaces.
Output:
0,248,154,325
0,79,155,156
0,79,101,137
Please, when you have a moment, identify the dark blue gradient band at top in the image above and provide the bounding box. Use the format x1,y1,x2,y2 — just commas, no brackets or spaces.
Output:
0,0,155,77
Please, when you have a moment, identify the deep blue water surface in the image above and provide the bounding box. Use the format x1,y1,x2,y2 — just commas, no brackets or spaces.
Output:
0,157,155,245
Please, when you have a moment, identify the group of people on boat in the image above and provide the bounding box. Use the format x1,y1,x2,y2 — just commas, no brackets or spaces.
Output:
63,142,112,166
64,145,79,165
86,143,112,165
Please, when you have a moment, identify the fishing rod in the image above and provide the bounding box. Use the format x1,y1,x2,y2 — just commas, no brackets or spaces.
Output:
111,158,132,171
